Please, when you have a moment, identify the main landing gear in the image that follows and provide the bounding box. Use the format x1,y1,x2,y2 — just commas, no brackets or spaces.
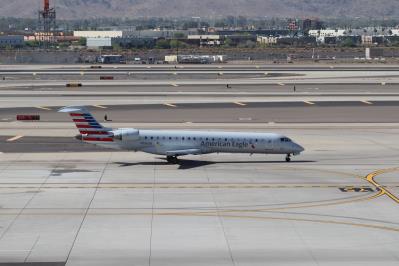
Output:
166,156,179,164
285,154,291,162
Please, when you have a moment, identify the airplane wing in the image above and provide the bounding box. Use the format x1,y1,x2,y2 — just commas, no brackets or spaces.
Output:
165,149,201,156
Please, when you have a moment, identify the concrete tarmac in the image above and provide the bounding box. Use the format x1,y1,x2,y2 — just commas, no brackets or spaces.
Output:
0,126,398,265
1,64,399,265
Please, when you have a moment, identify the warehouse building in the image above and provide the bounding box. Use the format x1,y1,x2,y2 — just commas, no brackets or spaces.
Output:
86,37,112,49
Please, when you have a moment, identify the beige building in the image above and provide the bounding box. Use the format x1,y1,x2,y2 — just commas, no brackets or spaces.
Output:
257,36,278,45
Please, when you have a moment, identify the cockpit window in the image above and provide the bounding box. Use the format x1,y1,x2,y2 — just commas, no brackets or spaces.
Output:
280,137,291,142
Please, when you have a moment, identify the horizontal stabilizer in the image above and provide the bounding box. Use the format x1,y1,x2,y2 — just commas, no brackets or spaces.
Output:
58,106,90,113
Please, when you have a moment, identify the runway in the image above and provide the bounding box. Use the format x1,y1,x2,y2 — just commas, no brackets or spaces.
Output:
2,101,399,123
1,63,399,266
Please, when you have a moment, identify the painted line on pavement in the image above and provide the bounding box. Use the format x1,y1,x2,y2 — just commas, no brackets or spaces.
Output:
7,135,24,142
364,168,399,204
36,106,51,111
304,101,315,105
361,100,373,105
93,105,107,109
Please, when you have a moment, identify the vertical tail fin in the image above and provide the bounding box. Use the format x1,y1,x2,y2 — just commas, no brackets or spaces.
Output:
59,106,114,142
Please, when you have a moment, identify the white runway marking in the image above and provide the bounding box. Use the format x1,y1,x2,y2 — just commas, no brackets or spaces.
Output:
304,101,315,105
361,101,373,105
7,135,24,142
93,105,107,109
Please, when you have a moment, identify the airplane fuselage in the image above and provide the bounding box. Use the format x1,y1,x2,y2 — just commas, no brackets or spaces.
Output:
60,106,304,163
90,129,304,156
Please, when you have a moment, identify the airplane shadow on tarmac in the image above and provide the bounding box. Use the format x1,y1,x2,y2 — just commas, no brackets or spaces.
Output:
114,159,316,170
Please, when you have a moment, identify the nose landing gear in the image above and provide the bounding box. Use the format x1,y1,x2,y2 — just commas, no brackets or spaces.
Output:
166,156,179,164
285,154,291,162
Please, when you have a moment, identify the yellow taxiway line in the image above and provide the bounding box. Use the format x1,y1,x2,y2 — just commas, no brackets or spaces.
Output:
36,106,52,111
364,168,399,204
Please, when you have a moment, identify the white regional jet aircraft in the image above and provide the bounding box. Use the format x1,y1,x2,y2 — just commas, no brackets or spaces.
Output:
60,106,304,163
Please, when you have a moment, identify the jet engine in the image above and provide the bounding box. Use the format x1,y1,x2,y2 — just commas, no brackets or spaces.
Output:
112,128,140,141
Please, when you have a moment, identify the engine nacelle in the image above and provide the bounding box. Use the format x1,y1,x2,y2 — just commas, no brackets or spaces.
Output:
112,128,140,141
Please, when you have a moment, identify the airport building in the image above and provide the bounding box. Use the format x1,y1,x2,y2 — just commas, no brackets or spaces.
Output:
86,37,112,49
187,35,221,46
0,35,24,47
309,29,347,38
257,36,278,45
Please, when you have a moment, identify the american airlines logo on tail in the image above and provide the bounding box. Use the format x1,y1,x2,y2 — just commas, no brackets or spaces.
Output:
61,106,114,142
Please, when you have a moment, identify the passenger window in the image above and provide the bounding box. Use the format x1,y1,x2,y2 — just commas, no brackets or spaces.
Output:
169,137,172,140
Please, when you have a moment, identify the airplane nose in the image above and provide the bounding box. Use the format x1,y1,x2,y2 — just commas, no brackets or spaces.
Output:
293,143,304,153
297,144,305,152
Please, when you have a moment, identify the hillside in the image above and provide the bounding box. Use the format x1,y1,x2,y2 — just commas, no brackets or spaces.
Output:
0,0,397,19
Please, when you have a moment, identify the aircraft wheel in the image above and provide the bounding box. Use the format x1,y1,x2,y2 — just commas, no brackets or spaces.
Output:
285,154,291,162
167,156,179,164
